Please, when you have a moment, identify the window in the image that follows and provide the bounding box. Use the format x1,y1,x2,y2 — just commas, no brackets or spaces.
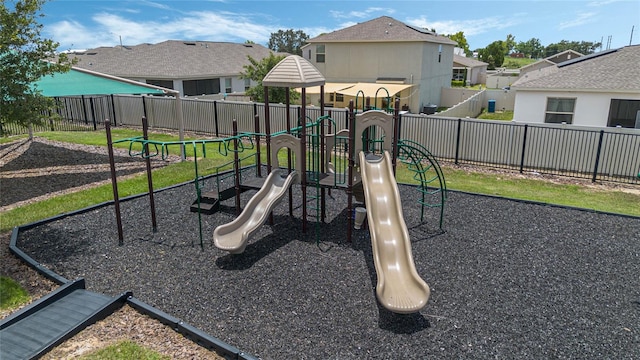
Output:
452,69,465,81
438,44,442,63
146,79,173,89
607,99,640,128
545,97,576,124
329,93,344,102
244,78,251,91
183,78,220,96
225,78,232,93
308,49,311,60
316,44,325,63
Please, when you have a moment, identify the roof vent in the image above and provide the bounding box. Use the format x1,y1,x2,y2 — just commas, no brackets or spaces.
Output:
184,42,196,46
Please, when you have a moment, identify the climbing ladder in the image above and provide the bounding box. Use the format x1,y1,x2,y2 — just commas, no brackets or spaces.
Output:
397,139,448,229
0,279,130,360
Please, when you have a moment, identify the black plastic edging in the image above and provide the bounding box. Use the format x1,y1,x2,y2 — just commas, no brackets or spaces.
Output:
127,297,257,360
9,227,69,285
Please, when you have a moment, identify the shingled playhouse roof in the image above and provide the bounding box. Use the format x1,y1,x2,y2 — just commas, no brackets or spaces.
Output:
262,55,325,88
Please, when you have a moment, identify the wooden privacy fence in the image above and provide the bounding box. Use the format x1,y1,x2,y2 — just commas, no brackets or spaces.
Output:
5,94,639,185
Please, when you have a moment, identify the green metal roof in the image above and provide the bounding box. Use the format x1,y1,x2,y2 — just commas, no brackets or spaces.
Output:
35,68,166,96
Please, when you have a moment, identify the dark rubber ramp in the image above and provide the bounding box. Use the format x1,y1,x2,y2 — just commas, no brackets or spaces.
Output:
0,279,129,360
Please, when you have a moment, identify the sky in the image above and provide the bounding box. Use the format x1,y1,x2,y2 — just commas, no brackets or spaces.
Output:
38,0,640,53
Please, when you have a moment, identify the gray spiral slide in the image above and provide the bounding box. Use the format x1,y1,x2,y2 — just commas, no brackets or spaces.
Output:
213,169,299,254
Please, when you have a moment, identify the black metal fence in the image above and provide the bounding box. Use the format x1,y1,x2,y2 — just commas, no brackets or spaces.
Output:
5,94,639,185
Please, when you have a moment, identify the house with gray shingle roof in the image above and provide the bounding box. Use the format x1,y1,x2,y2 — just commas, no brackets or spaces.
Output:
512,45,640,128
453,54,488,85
65,40,282,97
302,16,457,113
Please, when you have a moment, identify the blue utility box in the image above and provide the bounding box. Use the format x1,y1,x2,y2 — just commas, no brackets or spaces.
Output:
488,99,496,113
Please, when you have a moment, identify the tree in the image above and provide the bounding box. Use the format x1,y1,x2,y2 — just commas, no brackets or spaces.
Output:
544,40,601,57
447,31,471,57
478,41,506,69
240,52,299,103
504,34,516,55
267,29,309,56
515,38,544,59
1,0,74,132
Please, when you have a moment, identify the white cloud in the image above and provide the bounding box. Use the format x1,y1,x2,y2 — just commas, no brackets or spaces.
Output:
587,0,620,6
176,11,275,43
404,15,522,37
330,7,395,20
138,0,173,11
47,20,116,51
46,9,278,50
302,26,335,38
558,12,597,30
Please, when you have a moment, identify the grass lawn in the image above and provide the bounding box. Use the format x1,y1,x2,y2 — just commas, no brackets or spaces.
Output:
0,276,30,310
79,340,169,360
502,57,537,69
477,109,514,121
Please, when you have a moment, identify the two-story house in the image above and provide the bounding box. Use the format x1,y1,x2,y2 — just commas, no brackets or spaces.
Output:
301,16,457,113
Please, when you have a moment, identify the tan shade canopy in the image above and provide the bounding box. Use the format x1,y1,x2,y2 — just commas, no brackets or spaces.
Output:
338,82,414,97
298,82,356,94
262,55,326,88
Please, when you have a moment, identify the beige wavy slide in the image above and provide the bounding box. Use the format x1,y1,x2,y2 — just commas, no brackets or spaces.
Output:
213,169,299,254
359,151,430,314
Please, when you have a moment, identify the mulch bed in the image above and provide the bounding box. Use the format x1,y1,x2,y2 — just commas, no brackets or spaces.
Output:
0,140,151,207
15,171,640,359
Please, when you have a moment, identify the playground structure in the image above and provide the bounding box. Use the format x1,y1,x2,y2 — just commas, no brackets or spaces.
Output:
105,55,447,314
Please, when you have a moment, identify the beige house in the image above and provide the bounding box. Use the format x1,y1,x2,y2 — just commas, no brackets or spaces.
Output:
301,16,457,113
518,50,583,78
64,40,282,98
512,45,640,128
452,55,488,85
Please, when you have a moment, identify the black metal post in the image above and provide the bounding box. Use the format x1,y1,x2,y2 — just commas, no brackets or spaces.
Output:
233,120,241,214
519,124,529,173
392,98,400,175
347,100,355,242
81,95,89,125
142,116,157,232
105,119,124,244
142,96,148,121
301,88,307,233
286,89,293,217
110,94,117,126
254,113,262,177
592,130,605,182
214,101,220,137
89,97,97,130
454,118,462,165
264,86,272,174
